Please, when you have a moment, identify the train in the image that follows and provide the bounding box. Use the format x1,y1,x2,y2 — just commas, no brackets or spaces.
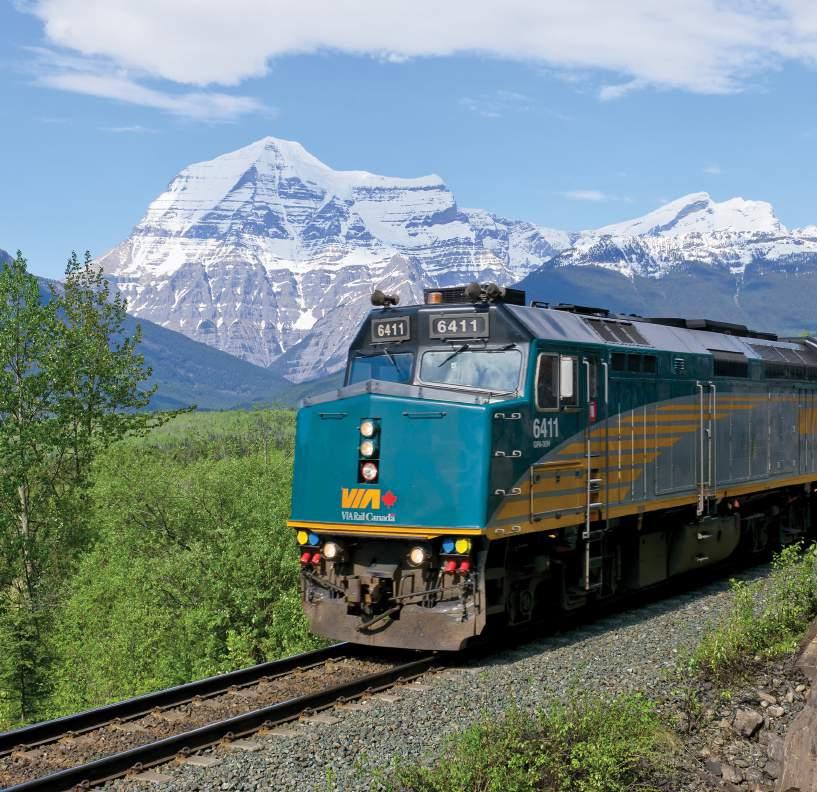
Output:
287,283,817,650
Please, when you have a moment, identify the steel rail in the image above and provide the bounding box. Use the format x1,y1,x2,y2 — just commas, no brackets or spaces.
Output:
5,653,438,792
0,642,356,755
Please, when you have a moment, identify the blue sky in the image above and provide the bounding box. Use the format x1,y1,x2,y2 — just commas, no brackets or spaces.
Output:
3,1,817,279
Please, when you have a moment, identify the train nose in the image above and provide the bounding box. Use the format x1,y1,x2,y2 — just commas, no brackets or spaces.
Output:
290,393,490,529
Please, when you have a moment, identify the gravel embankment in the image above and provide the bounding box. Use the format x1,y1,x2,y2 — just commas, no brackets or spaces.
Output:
108,566,773,792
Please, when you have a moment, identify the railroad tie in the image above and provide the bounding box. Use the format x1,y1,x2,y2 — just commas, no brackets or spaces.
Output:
226,738,263,752
301,712,341,725
183,754,220,767
132,769,175,784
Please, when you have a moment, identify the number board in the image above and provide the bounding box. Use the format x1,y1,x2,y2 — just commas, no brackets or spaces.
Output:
429,313,490,339
371,316,410,343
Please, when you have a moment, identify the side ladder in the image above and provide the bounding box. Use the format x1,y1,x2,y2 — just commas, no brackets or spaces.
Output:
582,456,604,591
581,357,608,592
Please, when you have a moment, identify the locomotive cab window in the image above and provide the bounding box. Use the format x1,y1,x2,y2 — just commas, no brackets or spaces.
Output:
419,348,521,394
348,350,414,385
536,353,578,410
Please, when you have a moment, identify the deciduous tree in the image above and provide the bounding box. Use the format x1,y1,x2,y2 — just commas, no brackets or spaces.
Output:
0,251,166,724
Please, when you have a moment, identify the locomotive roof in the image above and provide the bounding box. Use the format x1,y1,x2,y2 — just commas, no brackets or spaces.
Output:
505,303,817,363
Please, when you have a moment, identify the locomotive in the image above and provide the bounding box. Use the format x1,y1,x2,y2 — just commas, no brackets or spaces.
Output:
288,284,817,650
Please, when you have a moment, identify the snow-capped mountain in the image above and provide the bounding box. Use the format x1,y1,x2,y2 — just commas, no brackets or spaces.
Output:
591,192,785,237
98,137,568,380
519,193,817,334
99,140,817,382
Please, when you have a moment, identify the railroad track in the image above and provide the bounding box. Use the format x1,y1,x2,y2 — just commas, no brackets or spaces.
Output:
0,643,439,791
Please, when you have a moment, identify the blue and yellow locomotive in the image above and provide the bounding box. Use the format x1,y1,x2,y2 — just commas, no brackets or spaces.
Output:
288,284,817,650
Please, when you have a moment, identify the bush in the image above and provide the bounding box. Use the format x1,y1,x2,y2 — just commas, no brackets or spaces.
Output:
385,693,673,792
47,412,320,715
692,543,817,681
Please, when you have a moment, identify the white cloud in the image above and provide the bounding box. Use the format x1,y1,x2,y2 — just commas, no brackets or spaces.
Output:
27,47,266,121
562,190,609,202
23,1,817,96
703,163,722,174
599,80,645,101
43,72,264,121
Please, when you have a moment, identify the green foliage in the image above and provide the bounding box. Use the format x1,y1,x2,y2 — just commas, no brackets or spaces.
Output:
48,410,319,714
692,544,817,681
0,250,164,724
386,694,672,792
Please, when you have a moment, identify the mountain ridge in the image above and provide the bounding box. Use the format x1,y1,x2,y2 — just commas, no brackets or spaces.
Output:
97,138,817,380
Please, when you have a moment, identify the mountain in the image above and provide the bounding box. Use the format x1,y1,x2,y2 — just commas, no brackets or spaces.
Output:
98,137,570,381
3,246,325,409
126,313,336,410
35,274,319,410
99,140,817,383
518,193,817,335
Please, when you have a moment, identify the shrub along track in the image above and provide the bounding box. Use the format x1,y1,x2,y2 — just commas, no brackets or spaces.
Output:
0,553,792,792
0,644,439,791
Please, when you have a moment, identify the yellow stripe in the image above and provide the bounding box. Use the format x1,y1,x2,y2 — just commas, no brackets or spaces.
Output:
487,472,817,538
287,520,480,539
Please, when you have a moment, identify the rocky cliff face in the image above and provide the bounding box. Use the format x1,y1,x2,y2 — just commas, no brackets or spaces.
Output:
99,140,817,382
98,137,569,380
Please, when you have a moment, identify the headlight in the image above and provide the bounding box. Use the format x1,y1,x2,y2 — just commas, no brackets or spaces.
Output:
323,541,342,560
408,546,427,566
360,439,377,458
361,461,378,481
360,419,377,438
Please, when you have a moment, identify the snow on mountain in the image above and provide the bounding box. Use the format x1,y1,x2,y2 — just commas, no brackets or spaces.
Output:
592,192,785,238
556,192,817,280
98,137,817,382
519,193,817,337
98,137,570,380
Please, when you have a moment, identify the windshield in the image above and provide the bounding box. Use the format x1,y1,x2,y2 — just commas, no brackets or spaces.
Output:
348,351,414,385
420,349,522,393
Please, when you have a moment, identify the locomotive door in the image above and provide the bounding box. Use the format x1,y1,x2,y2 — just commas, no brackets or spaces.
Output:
530,350,586,524
612,379,654,506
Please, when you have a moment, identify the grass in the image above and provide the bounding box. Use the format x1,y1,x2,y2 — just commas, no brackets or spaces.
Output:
691,542,817,682
383,694,675,792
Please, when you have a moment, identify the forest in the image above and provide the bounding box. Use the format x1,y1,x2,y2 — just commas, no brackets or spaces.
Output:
0,253,318,730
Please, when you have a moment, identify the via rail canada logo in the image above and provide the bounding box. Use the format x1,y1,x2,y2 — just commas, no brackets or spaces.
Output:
340,488,398,523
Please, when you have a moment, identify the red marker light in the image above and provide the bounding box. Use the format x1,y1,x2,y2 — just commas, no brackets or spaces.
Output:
300,552,312,565
443,560,457,574
311,552,322,565
458,560,472,574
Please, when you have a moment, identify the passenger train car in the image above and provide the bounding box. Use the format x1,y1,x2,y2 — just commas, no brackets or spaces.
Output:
288,284,817,650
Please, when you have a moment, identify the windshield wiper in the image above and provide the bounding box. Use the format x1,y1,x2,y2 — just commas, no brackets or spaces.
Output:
438,343,469,367
382,346,400,373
